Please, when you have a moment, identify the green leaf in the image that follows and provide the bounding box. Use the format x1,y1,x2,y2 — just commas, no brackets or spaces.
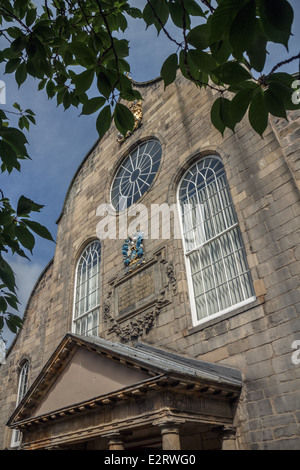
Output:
4,292,19,311
69,41,96,66
6,27,22,39
211,97,226,135
169,1,190,29
246,32,267,72
210,39,232,63
17,195,44,216
1,127,28,156
229,87,256,124
189,50,217,73
21,219,54,242
116,75,142,101
114,39,129,59
249,89,268,136
97,71,113,99
0,258,16,293
214,61,252,84
73,69,95,95
15,224,35,252
143,2,155,28
81,97,106,116
184,0,205,16
26,7,37,27
160,53,178,88
219,96,235,131
0,296,7,312
11,34,27,54
46,79,56,98
15,61,27,87
5,58,21,74
179,50,199,82
143,0,169,32
5,313,23,334
126,7,143,19
264,86,287,119
0,140,20,172
265,80,295,111
187,24,210,50
18,116,29,131
96,105,112,140
114,102,135,136
230,0,257,55
210,0,237,42
257,0,293,49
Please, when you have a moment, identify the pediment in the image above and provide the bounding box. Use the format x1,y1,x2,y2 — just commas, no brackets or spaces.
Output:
33,347,150,417
8,334,153,426
8,333,242,428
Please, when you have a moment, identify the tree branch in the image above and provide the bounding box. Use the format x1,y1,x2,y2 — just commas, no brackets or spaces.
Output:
146,0,182,48
268,52,300,75
199,0,215,14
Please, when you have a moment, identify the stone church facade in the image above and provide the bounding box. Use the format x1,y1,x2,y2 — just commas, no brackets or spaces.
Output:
0,73,300,450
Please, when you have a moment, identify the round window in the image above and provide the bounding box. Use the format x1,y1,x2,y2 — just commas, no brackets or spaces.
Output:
111,139,162,211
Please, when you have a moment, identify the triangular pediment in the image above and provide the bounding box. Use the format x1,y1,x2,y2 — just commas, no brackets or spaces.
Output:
7,334,154,426
8,333,242,428
33,347,150,417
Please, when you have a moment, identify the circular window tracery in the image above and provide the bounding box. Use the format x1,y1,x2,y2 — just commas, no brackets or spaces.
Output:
111,139,162,211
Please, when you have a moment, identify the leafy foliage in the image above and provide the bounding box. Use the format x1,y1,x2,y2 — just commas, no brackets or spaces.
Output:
0,0,299,336
0,192,54,334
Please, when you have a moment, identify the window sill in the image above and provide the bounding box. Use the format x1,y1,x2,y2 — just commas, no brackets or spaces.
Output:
185,297,263,336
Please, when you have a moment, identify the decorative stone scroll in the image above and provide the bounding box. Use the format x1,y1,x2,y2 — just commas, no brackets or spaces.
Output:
106,291,166,343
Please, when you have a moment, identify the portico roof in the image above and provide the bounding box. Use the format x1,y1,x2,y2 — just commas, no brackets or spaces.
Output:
7,333,242,449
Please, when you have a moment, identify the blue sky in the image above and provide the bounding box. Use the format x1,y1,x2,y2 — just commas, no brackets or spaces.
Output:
1,0,300,346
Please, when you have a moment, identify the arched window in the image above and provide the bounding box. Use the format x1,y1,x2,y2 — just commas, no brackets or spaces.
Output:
73,240,101,337
178,155,255,325
110,139,162,211
11,361,29,447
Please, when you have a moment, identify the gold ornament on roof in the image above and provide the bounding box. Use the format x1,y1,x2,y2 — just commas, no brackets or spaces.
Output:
117,99,143,143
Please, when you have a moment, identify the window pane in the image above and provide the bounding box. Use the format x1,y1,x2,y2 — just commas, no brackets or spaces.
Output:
178,156,255,324
111,139,162,211
73,241,101,337
192,271,204,297
189,252,200,274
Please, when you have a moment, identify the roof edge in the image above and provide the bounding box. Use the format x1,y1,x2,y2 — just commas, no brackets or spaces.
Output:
6,258,54,358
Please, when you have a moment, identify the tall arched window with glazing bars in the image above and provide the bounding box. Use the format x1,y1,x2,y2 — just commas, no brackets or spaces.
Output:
73,241,101,337
11,361,29,447
178,155,255,326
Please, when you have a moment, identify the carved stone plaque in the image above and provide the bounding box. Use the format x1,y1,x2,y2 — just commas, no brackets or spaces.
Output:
117,262,157,316
103,249,175,343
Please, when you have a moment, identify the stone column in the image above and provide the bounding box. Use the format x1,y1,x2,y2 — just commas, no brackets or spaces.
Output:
220,426,238,450
161,425,181,450
153,418,184,450
102,432,125,450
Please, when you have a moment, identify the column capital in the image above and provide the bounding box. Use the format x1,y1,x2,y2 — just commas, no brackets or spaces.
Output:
214,425,238,450
101,431,129,451
215,425,237,439
153,417,184,451
152,417,185,429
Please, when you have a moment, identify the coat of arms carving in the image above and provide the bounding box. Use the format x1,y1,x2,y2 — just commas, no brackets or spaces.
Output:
122,230,145,273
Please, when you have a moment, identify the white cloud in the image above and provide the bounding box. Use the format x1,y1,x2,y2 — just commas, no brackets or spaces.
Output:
2,257,43,348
